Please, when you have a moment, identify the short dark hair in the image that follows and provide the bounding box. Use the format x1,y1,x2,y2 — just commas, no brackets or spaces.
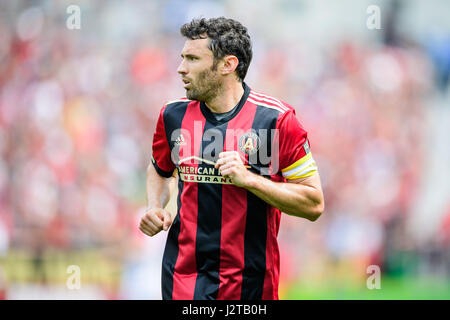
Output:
180,17,252,81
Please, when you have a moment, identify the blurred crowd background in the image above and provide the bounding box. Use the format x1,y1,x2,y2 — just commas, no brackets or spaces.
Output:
0,0,449,299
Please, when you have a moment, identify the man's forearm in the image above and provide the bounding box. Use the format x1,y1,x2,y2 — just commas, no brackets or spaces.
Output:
146,163,172,209
243,172,324,221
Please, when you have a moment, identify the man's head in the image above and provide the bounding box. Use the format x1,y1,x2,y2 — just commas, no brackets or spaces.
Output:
177,17,252,101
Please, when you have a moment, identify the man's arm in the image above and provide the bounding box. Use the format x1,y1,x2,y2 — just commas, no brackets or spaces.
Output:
215,151,324,221
139,163,175,237
146,162,172,210
244,173,323,221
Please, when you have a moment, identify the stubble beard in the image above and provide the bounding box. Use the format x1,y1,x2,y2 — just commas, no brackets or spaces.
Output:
186,66,222,102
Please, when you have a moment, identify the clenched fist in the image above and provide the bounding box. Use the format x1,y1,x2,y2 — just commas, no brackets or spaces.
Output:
139,207,173,237
215,151,251,188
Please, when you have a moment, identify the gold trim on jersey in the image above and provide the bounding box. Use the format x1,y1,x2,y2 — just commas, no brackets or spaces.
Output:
281,153,318,180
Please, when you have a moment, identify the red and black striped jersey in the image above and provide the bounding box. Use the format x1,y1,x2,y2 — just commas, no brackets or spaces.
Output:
151,82,318,300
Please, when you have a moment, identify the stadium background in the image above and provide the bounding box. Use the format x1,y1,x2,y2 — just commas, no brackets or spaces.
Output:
0,0,449,299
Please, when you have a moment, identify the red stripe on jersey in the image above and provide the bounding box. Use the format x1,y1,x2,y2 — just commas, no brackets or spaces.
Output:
217,100,257,299
262,206,281,299
274,108,308,173
217,185,247,299
172,101,205,300
152,104,175,173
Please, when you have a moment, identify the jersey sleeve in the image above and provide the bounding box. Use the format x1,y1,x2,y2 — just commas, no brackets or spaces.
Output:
277,110,318,180
151,105,175,178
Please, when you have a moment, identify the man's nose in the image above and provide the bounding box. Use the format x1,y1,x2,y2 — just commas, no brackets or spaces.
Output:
177,60,187,75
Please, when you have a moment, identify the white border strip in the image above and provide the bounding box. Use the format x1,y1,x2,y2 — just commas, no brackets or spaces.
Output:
249,93,289,112
282,157,315,178
165,98,190,105
250,91,289,111
292,164,318,178
248,97,286,113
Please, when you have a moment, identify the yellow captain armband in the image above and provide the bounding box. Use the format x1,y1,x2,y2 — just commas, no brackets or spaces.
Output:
281,153,318,180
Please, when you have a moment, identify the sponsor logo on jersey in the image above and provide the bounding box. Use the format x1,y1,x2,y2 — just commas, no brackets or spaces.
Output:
174,134,186,146
178,163,233,184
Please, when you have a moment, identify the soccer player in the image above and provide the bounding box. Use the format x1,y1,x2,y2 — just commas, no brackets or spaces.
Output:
139,17,324,300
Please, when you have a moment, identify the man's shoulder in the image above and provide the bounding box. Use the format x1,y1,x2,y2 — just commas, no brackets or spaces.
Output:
160,97,195,120
247,89,295,115
159,98,195,129
163,97,192,109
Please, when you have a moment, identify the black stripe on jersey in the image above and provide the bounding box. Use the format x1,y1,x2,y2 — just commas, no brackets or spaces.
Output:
241,106,278,300
161,178,184,300
248,105,280,177
163,100,190,163
241,192,268,300
193,120,227,300
160,100,188,300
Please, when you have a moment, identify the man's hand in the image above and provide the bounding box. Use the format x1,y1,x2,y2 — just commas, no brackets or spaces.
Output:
215,151,324,221
139,207,173,237
215,151,252,187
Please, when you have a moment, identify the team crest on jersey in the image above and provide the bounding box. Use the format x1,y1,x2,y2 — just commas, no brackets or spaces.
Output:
238,131,260,155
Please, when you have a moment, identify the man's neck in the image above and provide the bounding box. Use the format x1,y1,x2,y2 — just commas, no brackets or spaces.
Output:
205,80,244,114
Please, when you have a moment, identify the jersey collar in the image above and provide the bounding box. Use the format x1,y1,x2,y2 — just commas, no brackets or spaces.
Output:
199,82,250,125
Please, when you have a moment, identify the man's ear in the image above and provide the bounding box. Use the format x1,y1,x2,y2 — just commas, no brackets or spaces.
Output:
221,55,239,76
